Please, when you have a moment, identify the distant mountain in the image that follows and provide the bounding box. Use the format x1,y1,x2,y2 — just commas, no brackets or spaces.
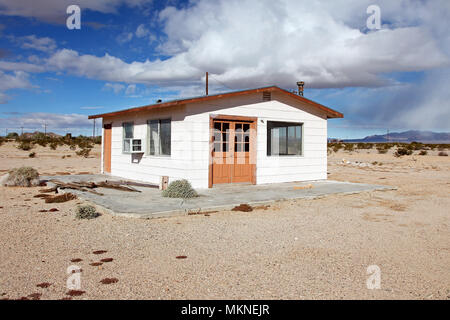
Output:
342,130,450,143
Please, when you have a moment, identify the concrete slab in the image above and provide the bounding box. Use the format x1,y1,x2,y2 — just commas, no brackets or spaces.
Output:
41,174,396,219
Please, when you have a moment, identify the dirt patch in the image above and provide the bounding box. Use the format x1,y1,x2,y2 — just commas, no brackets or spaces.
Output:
100,278,119,284
92,250,108,255
232,203,253,212
36,282,52,288
66,290,85,296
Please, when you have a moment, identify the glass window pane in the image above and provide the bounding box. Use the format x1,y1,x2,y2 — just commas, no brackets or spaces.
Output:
214,142,222,152
267,121,302,156
149,120,159,155
123,122,133,139
160,119,171,155
123,139,130,152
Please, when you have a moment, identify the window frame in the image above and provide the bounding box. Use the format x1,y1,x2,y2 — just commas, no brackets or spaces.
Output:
266,121,303,156
147,118,171,157
122,122,134,154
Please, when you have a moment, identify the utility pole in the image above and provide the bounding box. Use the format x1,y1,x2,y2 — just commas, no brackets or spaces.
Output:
387,129,389,143
21,126,23,136
93,118,96,139
44,122,47,136
206,72,209,96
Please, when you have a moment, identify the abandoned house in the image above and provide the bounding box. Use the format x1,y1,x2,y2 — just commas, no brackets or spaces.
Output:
88,84,343,189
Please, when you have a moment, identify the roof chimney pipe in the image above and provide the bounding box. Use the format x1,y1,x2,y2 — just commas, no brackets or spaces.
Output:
296,81,305,96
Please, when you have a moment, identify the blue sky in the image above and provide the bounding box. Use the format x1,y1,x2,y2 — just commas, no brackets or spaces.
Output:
0,0,449,138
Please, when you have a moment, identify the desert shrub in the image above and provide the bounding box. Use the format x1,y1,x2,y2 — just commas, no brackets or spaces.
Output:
438,151,448,156
49,142,58,150
6,132,19,139
162,179,198,199
76,148,91,158
357,143,373,149
28,152,36,158
395,147,413,157
332,143,343,152
419,150,427,156
344,143,354,152
17,141,33,151
5,167,39,187
0,137,4,147
69,143,77,150
75,205,100,219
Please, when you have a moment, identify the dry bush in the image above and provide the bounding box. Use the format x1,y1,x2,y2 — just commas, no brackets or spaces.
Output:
419,150,427,156
17,141,33,151
438,151,448,157
162,179,198,198
76,148,91,158
28,152,36,158
344,143,354,152
75,205,100,219
395,147,413,157
4,167,39,187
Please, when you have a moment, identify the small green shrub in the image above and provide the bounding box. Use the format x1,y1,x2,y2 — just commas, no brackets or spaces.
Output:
395,147,413,157
75,205,100,219
6,167,39,187
377,148,388,154
357,143,373,149
17,141,33,151
162,179,198,199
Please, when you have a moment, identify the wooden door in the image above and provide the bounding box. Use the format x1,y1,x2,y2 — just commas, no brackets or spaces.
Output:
103,124,112,173
211,118,255,186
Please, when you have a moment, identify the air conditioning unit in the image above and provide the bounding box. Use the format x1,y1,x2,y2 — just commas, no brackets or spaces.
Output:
131,139,144,153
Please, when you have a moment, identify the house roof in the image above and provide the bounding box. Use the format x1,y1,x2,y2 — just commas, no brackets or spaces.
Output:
88,86,343,119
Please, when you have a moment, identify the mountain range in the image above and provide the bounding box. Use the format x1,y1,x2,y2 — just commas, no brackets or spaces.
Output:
341,130,450,143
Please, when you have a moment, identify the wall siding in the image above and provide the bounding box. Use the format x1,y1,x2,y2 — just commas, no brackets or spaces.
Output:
101,92,329,189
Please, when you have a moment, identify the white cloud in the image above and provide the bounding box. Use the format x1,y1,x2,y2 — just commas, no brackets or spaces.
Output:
41,0,449,90
14,35,57,52
125,84,136,95
0,0,153,23
102,82,125,94
0,112,92,129
135,24,149,38
0,70,34,103
116,32,134,44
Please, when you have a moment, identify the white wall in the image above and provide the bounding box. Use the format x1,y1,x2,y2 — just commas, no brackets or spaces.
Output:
101,91,328,189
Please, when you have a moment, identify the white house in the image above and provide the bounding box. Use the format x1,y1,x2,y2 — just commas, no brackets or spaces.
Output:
88,85,343,189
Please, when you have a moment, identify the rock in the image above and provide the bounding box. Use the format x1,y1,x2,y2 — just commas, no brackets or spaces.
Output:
0,174,9,186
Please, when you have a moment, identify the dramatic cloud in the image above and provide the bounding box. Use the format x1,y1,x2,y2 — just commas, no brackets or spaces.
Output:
39,0,449,90
0,0,153,23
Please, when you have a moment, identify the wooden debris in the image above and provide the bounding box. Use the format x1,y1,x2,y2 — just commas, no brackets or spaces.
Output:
232,204,253,212
293,184,314,190
45,193,77,203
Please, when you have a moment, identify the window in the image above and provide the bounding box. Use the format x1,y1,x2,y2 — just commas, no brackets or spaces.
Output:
148,119,171,156
122,122,134,153
267,121,302,156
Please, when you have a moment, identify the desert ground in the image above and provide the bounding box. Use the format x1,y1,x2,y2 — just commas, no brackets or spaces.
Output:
0,141,449,300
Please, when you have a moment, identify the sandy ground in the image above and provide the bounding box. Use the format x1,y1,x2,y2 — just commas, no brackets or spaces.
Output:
0,142,449,300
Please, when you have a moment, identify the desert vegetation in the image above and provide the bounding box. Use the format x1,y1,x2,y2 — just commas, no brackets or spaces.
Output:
327,142,449,156
162,179,198,199
0,132,101,157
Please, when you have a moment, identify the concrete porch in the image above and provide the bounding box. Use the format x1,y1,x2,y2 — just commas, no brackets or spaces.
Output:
41,174,396,219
